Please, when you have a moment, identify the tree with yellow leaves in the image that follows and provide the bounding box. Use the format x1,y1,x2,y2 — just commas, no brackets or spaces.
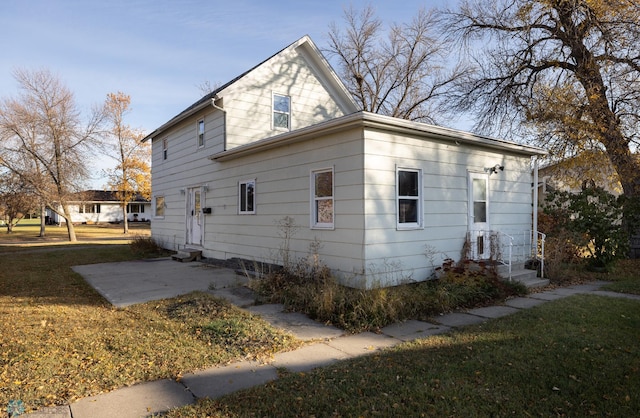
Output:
103,92,150,234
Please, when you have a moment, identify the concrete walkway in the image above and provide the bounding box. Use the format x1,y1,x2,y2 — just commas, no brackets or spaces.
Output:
28,260,640,418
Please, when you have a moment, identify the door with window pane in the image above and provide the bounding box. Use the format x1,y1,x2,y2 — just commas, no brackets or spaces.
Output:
468,172,490,259
186,187,203,246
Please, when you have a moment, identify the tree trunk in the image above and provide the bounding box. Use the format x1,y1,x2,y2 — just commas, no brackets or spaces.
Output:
39,204,46,237
122,205,129,234
60,204,77,242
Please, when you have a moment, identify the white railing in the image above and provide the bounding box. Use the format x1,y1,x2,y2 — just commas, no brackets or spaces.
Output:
471,230,546,280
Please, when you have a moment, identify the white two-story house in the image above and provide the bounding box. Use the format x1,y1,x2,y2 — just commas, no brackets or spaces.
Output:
143,35,546,288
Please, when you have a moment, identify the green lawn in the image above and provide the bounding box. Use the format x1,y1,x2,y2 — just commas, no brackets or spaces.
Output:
165,294,640,417
0,244,300,414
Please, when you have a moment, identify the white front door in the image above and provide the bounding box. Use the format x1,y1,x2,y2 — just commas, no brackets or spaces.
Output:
186,187,203,246
468,172,490,259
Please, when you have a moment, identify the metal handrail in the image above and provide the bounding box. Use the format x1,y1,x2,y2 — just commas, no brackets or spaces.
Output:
480,229,546,281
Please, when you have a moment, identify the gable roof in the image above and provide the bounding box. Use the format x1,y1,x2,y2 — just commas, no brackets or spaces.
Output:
211,111,547,162
70,190,150,203
142,35,358,143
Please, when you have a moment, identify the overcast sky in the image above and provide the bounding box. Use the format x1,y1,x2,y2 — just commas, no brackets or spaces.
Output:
0,0,460,187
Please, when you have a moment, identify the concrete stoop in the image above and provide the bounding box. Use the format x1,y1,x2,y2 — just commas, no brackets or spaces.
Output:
498,262,550,289
171,248,202,262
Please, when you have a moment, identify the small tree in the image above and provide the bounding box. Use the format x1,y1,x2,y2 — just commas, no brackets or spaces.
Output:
0,171,37,233
545,185,629,270
103,92,150,233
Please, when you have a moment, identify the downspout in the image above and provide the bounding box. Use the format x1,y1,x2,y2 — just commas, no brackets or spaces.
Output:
532,156,539,256
211,98,227,151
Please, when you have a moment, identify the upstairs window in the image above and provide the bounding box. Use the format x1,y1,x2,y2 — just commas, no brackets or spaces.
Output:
162,138,168,160
197,119,205,148
273,93,291,130
397,168,422,229
311,168,334,229
238,179,256,214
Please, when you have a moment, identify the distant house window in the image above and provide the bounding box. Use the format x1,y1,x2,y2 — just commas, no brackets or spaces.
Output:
311,168,334,229
127,203,144,213
238,179,256,214
162,138,168,160
79,204,101,214
155,196,165,217
397,168,422,229
197,119,205,148
273,93,290,130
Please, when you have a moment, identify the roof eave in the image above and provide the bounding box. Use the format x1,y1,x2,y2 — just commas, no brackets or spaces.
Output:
211,112,547,162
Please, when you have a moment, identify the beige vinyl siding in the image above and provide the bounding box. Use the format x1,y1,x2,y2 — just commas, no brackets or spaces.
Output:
198,128,366,282
222,46,349,149
150,109,225,249
361,128,535,287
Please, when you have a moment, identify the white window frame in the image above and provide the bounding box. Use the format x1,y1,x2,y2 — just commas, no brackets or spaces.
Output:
162,138,168,160
272,93,291,131
127,203,144,213
310,167,334,229
197,119,205,148
238,179,256,214
396,167,423,230
154,196,165,218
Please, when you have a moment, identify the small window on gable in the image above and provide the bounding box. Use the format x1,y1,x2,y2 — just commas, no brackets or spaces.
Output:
197,119,205,148
397,167,422,229
238,179,256,214
311,167,334,229
155,196,165,217
273,93,291,130
162,138,168,160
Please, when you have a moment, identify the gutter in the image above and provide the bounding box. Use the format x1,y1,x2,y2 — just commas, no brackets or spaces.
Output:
142,98,221,143
211,112,547,162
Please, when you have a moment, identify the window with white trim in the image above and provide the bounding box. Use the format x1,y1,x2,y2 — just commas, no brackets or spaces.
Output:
397,168,422,228
79,203,101,214
162,138,168,160
127,203,145,213
155,196,165,217
311,168,334,229
273,93,291,130
197,119,205,148
238,179,256,214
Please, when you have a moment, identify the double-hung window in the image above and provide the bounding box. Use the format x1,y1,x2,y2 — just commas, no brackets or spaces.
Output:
162,138,168,160
238,179,256,214
273,93,291,130
197,119,205,148
155,196,165,218
397,167,422,229
311,168,334,229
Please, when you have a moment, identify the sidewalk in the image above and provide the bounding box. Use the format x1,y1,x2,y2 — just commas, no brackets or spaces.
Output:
27,279,640,418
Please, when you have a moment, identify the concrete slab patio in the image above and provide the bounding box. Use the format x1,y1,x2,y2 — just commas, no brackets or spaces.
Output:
72,258,248,307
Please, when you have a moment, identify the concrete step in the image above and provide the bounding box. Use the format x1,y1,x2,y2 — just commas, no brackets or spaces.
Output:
171,248,202,262
503,268,549,289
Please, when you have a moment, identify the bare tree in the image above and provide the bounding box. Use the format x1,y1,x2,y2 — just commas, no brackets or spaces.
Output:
445,0,640,199
103,92,151,234
327,4,469,124
0,171,37,233
0,68,105,241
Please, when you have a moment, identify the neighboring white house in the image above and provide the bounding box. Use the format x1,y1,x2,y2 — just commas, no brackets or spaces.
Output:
47,190,151,225
143,35,547,288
